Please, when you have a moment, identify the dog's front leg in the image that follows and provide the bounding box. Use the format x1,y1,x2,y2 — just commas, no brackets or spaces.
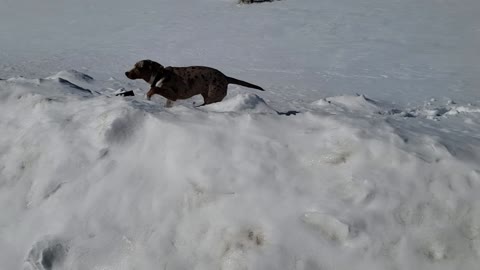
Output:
157,87,178,102
146,88,156,100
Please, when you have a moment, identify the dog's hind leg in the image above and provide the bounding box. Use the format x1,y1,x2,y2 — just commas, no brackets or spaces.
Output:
195,86,227,107
204,86,227,105
194,92,209,107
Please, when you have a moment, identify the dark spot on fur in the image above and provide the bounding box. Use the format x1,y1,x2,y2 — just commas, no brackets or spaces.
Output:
188,79,195,87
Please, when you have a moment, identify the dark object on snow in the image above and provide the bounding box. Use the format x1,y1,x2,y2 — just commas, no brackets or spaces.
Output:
239,0,277,3
277,110,299,116
115,90,135,97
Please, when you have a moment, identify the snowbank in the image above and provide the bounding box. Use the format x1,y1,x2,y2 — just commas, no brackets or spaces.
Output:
1,74,480,270
202,93,277,114
1,0,480,268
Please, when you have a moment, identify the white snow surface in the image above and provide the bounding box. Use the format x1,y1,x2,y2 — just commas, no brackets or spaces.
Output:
1,0,480,270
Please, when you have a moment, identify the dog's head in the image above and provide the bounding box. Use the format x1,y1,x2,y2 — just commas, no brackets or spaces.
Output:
125,60,164,81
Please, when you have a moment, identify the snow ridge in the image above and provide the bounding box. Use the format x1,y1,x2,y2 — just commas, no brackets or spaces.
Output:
1,72,480,270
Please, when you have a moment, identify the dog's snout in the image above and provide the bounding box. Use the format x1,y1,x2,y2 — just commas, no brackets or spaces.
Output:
125,71,129,76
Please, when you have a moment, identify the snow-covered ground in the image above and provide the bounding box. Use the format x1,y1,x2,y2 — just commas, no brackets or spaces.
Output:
1,0,480,269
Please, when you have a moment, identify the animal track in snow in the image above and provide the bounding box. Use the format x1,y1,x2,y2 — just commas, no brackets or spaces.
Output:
24,237,68,270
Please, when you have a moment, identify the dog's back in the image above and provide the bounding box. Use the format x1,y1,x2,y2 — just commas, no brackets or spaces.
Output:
171,66,228,92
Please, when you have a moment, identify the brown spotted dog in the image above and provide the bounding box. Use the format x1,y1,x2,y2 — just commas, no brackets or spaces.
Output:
125,60,264,107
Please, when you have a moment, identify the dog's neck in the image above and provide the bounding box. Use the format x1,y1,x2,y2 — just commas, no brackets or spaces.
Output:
149,72,165,88
149,72,158,85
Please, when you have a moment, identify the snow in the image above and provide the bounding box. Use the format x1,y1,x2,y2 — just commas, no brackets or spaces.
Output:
202,93,277,114
1,0,480,269
2,71,480,270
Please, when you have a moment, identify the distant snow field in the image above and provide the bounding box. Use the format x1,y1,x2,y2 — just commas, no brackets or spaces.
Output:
1,0,480,269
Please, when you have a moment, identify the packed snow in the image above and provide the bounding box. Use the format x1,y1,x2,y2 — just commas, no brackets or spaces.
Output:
1,0,480,270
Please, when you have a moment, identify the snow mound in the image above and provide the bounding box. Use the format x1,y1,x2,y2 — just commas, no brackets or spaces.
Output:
44,70,95,96
312,95,382,114
1,79,480,269
407,104,480,119
313,95,480,121
302,212,350,243
46,70,94,85
1,75,93,98
202,93,277,114
5,77,43,85
50,78,92,95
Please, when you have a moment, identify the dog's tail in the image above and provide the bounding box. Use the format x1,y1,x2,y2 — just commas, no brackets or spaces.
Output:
226,77,264,91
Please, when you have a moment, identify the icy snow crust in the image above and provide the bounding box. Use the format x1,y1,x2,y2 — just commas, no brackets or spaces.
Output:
1,0,480,269
1,71,480,270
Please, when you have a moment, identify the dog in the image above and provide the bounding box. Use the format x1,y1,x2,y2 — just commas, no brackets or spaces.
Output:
125,60,264,106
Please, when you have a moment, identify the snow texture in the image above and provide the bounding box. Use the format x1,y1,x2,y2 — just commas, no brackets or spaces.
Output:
1,0,480,270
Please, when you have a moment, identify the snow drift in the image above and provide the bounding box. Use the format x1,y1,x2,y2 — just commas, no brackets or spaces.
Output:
1,0,480,269
1,73,480,270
